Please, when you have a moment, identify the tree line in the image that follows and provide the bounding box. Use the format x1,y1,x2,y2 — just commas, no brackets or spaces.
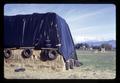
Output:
75,43,115,51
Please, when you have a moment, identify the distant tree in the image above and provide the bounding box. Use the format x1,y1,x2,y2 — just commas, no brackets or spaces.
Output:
79,43,84,47
92,46,101,51
75,43,90,49
100,43,112,51
84,43,90,48
75,43,81,49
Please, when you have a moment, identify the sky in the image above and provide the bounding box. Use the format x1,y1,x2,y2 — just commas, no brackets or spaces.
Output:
4,4,116,43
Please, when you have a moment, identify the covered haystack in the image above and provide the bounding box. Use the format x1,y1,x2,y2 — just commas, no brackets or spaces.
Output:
4,12,81,70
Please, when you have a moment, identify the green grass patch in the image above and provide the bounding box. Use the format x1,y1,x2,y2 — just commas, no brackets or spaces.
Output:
76,50,116,71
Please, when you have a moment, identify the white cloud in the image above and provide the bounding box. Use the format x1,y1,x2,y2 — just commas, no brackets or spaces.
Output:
73,32,116,44
65,6,113,23
73,35,98,43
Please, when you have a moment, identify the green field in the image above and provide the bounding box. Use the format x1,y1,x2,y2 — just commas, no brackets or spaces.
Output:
76,50,116,71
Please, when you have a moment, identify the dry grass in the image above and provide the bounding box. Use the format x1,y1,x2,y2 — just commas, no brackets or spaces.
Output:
4,64,115,79
4,49,115,79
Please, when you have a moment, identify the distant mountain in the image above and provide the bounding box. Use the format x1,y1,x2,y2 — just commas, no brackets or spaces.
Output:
81,40,116,48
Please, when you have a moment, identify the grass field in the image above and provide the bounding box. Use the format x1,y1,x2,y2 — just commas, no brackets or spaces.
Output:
76,50,116,71
4,50,116,79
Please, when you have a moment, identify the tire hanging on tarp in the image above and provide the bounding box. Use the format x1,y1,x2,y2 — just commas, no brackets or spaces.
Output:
48,50,58,60
40,50,49,61
21,48,33,58
4,49,12,59
40,49,58,61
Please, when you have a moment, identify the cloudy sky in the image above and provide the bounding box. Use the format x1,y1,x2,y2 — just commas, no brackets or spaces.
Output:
4,4,116,43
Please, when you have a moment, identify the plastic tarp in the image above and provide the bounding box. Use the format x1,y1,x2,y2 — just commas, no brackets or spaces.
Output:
4,12,78,61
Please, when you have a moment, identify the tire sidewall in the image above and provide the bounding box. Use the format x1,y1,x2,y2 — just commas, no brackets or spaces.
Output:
48,50,57,60
4,49,12,59
21,49,33,58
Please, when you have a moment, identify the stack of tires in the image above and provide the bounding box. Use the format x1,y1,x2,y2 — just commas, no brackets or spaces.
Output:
66,59,83,70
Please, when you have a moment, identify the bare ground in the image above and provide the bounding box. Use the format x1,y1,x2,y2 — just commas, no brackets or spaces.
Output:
4,49,115,79
4,63,115,79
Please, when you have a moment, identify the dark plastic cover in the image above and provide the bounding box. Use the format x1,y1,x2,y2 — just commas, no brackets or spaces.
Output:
4,12,78,61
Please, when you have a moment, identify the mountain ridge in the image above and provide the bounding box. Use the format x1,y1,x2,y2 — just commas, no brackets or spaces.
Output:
81,40,116,48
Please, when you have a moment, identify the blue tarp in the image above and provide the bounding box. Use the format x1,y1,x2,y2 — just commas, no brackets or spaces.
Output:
4,12,78,61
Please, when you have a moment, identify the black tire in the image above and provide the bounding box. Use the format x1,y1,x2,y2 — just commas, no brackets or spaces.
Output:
48,50,57,60
14,68,25,72
4,49,12,59
69,59,74,69
74,60,83,67
40,50,49,61
66,61,70,70
21,48,33,58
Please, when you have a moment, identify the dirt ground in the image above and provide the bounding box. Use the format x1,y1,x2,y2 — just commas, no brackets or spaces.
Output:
4,50,116,79
4,63,115,79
